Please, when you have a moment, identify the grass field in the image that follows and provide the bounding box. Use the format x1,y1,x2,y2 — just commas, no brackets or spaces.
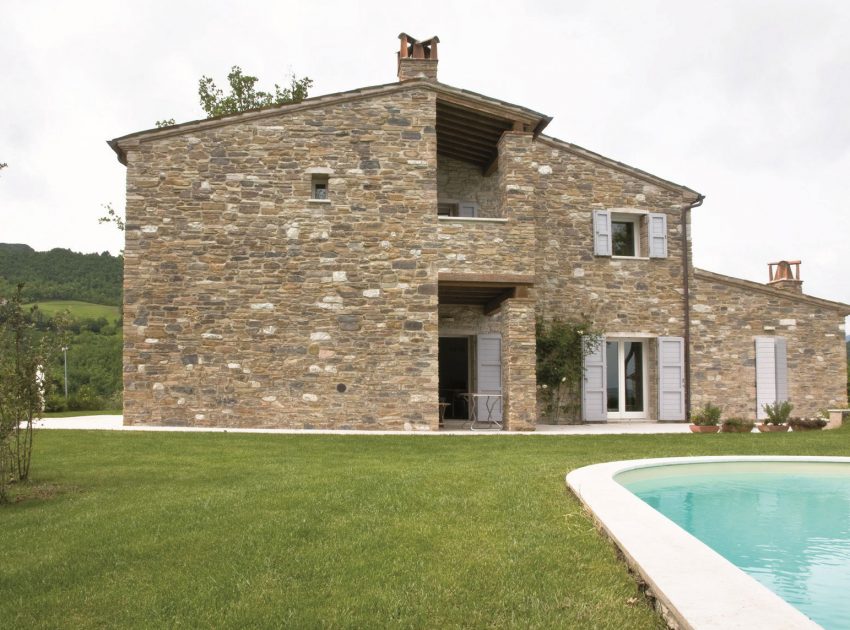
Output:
2,428,849,629
26,300,120,322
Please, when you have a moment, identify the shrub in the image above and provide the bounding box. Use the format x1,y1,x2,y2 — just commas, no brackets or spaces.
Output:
763,400,793,425
536,316,601,424
788,417,827,431
721,418,754,433
692,403,722,426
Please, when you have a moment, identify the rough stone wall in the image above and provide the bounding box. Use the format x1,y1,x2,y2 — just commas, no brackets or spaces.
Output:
690,272,848,419
122,88,440,429
501,298,537,430
435,134,537,277
528,139,694,420
437,155,499,217
438,304,501,335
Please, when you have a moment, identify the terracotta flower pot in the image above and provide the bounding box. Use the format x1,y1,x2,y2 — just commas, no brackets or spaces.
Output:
690,424,720,433
757,423,789,433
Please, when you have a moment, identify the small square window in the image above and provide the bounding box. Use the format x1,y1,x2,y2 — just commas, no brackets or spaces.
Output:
311,174,329,200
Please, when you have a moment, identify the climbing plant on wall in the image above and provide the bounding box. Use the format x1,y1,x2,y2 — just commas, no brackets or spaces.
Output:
536,316,601,424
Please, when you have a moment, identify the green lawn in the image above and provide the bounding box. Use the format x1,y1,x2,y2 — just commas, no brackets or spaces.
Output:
2,428,849,629
25,300,120,322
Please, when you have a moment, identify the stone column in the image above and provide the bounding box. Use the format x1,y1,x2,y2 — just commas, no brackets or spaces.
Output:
501,297,537,431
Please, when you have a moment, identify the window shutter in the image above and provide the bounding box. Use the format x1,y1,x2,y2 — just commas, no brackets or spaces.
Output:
755,337,777,420
582,336,607,421
593,210,612,256
476,334,502,422
774,337,789,403
648,213,668,258
657,337,685,421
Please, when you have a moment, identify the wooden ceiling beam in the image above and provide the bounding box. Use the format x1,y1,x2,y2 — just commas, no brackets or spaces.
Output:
435,129,497,151
437,138,493,159
436,145,489,164
483,288,516,316
437,109,511,134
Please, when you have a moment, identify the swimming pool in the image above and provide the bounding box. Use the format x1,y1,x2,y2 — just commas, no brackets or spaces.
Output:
567,457,849,629
618,461,850,629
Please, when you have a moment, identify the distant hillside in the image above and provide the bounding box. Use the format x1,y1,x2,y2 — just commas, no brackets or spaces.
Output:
0,244,122,306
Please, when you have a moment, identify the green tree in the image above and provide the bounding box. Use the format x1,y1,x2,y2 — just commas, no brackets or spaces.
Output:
198,66,312,118
0,285,67,500
97,202,125,232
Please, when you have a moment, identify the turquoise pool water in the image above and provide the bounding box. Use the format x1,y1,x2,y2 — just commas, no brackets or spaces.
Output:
617,462,850,630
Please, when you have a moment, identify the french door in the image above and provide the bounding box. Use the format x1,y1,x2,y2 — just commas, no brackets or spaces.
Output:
606,339,647,420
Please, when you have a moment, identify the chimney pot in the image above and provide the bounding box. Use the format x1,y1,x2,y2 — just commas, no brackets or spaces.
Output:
767,260,803,293
397,33,439,81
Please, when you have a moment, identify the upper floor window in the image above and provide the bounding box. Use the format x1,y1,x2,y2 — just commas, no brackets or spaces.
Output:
438,200,478,217
593,209,668,259
612,216,639,257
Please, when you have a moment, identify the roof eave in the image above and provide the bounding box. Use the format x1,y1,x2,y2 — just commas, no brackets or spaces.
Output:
694,268,850,315
537,134,701,199
107,79,553,165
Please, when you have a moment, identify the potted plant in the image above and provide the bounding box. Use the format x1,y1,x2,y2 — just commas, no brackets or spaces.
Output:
721,418,755,433
758,401,792,432
690,403,721,433
788,417,828,432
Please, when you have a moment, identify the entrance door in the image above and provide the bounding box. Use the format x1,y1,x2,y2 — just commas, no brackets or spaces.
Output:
438,336,471,420
606,339,647,420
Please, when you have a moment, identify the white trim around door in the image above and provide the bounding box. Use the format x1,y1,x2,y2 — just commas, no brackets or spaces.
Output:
605,338,648,421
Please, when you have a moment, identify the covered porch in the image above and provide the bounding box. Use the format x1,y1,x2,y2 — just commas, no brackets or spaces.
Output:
437,273,537,431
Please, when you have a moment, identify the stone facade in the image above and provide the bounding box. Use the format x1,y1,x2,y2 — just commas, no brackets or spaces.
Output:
112,54,849,430
691,270,848,419
121,87,441,429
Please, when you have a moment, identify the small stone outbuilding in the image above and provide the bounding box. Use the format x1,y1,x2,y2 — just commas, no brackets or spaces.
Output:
109,33,849,429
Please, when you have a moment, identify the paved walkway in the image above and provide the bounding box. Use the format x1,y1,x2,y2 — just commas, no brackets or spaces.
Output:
32,415,692,435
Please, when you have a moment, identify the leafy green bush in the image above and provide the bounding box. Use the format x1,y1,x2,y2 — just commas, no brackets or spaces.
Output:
788,417,827,430
536,316,601,424
692,403,722,426
763,400,793,425
721,418,754,433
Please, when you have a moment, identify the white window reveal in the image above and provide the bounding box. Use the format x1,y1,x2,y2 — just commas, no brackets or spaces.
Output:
306,167,334,202
755,336,789,420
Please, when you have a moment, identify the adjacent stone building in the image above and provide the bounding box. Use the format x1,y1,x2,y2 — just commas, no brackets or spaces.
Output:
109,33,849,430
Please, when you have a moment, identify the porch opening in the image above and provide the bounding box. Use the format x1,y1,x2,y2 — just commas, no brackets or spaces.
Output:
438,336,471,420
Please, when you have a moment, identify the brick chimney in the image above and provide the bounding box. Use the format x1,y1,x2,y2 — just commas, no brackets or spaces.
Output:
768,260,803,293
397,33,439,81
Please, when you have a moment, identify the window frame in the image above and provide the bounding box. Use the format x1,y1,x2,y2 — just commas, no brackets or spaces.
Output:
611,213,642,258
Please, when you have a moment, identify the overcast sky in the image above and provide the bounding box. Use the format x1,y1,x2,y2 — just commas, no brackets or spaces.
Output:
2,0,849,316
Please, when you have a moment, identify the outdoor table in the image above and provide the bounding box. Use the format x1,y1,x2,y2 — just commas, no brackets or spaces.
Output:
461,393,503,431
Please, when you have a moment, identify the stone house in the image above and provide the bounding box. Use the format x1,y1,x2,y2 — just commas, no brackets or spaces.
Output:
108,33,849,430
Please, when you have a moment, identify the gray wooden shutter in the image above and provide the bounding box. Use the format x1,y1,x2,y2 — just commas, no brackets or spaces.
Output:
774,337,789,403
657,337,685,421
459,202,478,218
582,336,607,421
648,213,668,258
476,334,502,421
755,336,777,420
593,210,612,256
